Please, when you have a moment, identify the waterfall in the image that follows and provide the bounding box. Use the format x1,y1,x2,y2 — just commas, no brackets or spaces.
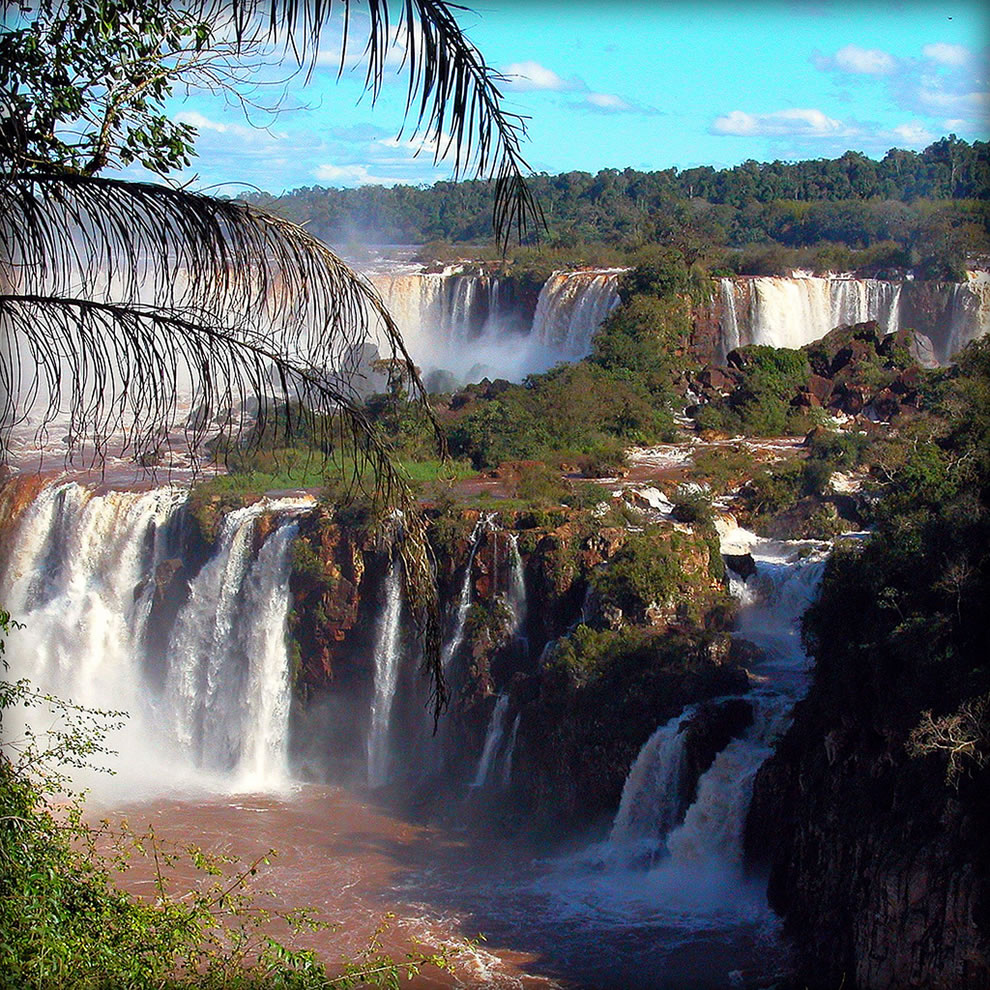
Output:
532,270,622,355
440,513,494,672
1,483,186,719
232,517,300,787
506,533,527,648
501,713,521,788
562,530,829,923
609,709,693,848
719,274,901,352
367,563,403,788
165,497,312,784
471,692,510,788
1,483,312,795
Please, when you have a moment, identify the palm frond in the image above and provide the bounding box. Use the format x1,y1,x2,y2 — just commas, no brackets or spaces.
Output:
207,0,543,246
0,288,448,718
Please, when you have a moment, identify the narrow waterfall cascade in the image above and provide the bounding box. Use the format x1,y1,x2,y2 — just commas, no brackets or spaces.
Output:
367,563,404,788
470,693,511,788
1,483,313,796
538,525,829,930
532,270,623,354
501,713,521,788
505,533,527,648
440,513,494,672
232,518,302,788
608,708,695,851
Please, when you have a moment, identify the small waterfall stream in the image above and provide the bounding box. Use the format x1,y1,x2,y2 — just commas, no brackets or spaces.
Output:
470,692,510,788
367,563,403,788
440,513,494,672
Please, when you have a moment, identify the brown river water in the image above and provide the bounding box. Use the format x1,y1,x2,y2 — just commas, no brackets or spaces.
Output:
98,783,787,990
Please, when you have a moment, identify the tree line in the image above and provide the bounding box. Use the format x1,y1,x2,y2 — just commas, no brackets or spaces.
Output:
241,137,989,257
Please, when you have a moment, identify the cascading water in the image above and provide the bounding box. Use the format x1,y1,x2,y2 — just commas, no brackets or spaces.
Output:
369,268,623,384
1,483,186,727
505,533,527,648
470,692,510,788
717,271,990,363
501,713,520,788
532,270,623,354
1,483,312,796
608,708,694,850
720,274,901,352
440,513,494,672
166,499,310,786
535,524,829,934
367,563,404,788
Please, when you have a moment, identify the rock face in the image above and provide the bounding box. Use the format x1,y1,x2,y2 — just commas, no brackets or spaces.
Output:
747,704,990,989
746,536,990,990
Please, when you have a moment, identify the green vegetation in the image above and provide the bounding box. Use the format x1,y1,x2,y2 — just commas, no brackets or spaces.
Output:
245,139,989,280
804,337,990,781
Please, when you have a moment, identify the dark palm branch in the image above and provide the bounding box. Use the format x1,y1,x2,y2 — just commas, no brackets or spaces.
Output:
0,174,447,715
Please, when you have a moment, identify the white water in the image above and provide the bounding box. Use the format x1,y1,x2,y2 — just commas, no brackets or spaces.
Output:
506,532,527,648
1,484,312,796
367,563,404,788
440,512,494,672
717,271,990,362
371,269,621,384
609,708,694,850
719,274,901,353
471,692,510,788
532,270,623,354
1,484,187,795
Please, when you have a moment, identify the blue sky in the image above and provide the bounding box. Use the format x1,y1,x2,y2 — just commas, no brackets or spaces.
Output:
164,0,990,195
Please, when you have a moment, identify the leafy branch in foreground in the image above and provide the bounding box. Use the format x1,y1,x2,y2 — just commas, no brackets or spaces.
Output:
0,612,461,988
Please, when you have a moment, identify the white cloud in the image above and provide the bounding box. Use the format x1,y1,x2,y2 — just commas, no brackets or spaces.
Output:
887,121,935,144
834,44,896,75
313,163,375,183
173,110,258,139
922,42,970,66
711,107,849,137
585,92,632,111
499,60,577,91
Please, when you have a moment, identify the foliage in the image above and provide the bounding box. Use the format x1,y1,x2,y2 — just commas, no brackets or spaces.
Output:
590,528,686,623
245,140,989,276
802,337,990,788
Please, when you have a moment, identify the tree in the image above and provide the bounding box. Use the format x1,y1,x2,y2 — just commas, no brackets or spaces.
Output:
0,0,538,717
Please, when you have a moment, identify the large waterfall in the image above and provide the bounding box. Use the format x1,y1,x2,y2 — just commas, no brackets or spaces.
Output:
717,271,990,363
0,483,312,795
371,268,622,384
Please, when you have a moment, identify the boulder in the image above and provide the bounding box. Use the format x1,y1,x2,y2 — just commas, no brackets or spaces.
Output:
723,552,756,580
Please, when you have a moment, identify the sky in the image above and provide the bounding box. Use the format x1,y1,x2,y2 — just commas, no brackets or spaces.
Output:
162,0,990,195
